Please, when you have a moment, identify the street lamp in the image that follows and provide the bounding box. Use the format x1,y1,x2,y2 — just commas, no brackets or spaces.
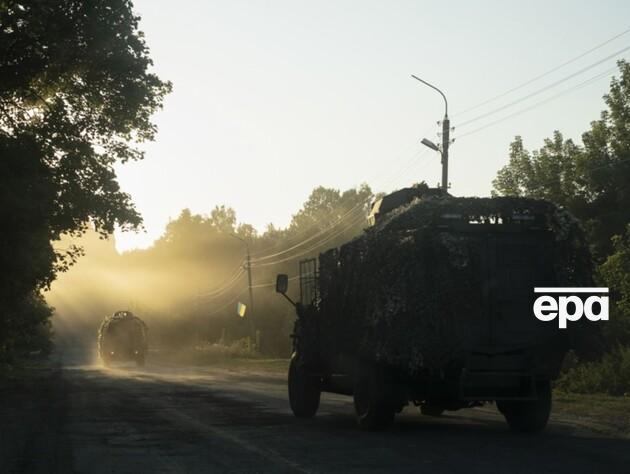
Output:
421,138,439,152
412,74,451,191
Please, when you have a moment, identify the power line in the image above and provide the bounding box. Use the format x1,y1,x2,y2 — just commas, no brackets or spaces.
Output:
252,137,428,260
204,153,435,306
456,26,630,116
455,65,618,140
456,45,630,128
249,150,433,268
196,147,433,304
250,275,299,289
251,203,369,263
250,147,433,264
198,266,246,299
249,130,434,261
251,211,369,268
252,151,428,268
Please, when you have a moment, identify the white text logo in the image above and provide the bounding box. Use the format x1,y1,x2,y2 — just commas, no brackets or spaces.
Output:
533,288,609,329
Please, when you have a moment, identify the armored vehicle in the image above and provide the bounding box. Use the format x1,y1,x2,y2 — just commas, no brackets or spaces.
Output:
276,190,597,432
98,311,148,367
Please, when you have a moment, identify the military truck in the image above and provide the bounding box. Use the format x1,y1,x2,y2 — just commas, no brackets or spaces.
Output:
276,189,597,432
98,311,148,367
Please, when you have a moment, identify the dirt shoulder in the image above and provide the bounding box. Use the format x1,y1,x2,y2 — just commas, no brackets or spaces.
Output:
552,390,630,438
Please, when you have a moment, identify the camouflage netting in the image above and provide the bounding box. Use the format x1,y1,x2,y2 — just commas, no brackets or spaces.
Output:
316,196,595,375
97,311,148,357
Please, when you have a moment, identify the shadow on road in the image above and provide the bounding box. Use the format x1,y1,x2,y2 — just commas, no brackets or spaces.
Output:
59,361,630,474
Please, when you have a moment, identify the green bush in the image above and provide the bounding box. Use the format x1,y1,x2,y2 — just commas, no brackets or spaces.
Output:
556,345,630,396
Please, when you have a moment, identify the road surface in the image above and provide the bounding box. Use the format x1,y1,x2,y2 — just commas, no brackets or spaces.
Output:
1,354,629,473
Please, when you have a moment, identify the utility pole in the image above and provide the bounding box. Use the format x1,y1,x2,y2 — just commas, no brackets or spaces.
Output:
412,74,451,191
245,246,255,344
229,234,256,347
441,115,450,191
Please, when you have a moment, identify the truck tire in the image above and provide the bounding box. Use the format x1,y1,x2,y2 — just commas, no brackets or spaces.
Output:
353,362,396,431
288,353,321,418
497,380,551,433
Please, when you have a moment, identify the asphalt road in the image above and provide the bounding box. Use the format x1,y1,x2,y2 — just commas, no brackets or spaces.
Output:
2,355,629,474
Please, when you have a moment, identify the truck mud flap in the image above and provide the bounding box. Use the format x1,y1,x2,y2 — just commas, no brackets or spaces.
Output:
459,369,536,401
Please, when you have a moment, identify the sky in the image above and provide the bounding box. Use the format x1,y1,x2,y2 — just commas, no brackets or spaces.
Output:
113,0,630,251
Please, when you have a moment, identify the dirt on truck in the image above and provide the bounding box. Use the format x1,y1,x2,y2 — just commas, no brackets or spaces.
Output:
276,188,601,433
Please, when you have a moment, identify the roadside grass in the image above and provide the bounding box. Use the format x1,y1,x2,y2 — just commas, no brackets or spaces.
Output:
553,390,630,418
552,389,630,436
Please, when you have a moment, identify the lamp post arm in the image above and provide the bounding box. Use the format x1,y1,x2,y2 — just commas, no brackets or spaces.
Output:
411,74,448,117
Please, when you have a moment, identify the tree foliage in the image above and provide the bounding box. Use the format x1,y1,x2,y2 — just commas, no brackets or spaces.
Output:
599,225,630,345
0,0,170,362
492,133,582,208
289,183,372,234
493,60,630,259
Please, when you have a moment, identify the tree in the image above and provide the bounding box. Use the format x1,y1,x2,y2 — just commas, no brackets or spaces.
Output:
288,184,372,235
209,205,237,234
579,62,630,258
0,1,170,361
599,225,630,345
236,223,257,242
492,133,582,208
493,61,630,258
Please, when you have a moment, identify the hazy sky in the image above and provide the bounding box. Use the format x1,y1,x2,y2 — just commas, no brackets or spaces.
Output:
114,0,630,251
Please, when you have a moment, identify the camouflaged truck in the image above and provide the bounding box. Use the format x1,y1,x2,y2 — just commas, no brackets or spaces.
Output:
98,311,148,367
276,188,598,433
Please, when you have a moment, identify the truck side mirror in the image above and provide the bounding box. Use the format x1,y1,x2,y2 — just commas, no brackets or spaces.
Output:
276,274,289,294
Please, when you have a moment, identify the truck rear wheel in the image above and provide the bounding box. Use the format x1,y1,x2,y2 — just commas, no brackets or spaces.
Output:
353,362,396,431
288,353,321,418
497,380,552,433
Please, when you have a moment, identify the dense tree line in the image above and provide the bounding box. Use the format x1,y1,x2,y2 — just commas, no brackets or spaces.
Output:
48,184,373,357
